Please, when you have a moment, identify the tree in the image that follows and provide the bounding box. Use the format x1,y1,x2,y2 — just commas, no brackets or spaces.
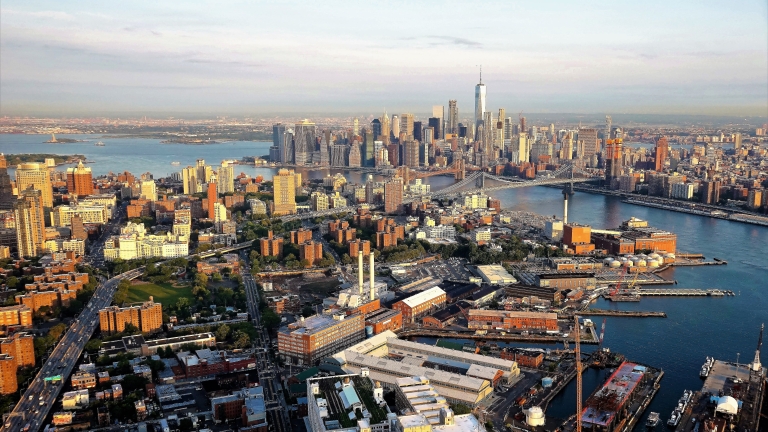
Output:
341,254,352,265
194,272,209,285
232,330,251,348
216,324,231,341
261,308,281,329
121,374,149,392
5,276,18,289
212,273,223,282
176,297,191,311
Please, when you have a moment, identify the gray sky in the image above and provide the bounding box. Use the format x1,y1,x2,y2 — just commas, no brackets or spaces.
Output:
1,0,767,117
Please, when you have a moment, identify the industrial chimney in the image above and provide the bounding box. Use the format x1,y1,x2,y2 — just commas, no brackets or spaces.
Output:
358,251,364,294
369,252,375,300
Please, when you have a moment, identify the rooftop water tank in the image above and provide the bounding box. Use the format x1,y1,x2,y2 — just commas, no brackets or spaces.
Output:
541,377,553,387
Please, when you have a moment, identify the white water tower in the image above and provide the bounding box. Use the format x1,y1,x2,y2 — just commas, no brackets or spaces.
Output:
526,406,545,427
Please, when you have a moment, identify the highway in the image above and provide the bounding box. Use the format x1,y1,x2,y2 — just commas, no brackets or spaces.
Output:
3,268,144,432
240,254,291,432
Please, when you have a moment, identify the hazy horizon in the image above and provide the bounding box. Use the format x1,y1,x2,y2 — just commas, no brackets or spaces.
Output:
1,1,767,117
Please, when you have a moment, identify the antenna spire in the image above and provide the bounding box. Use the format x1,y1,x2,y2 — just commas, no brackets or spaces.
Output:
479,65,482,84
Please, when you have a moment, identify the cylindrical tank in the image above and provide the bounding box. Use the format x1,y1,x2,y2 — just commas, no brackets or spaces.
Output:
648,260,660,268
619,257,628,262
637,259,647,267
623,261,633,267
664,253,676,259
365,326,374,338
610,261,622,268
541,377,553,388
526,407,546,427
649,253,661,259
604,257,614,263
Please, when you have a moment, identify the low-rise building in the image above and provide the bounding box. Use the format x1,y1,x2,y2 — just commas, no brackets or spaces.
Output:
103,222,188,261
476,265,517,285
71,371,96,390
467,310,558,332
392,287,447,324
99,298,163,334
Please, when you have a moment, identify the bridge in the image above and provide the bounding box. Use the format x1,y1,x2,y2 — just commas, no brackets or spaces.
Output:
273,163,599,222
404,162,599,203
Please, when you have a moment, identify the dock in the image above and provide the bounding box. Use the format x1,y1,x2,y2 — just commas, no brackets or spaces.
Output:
635,288,735,297
578,309,667,318
398,328,599,344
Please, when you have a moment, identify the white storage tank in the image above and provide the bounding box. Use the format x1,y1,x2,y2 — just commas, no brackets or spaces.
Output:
637,259,647,267
610,260,622,268
649,253,661,259
648,260,660,268
526,406,546,427
623,261,633,267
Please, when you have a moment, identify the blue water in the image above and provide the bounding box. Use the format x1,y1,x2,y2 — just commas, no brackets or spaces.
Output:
2,133,766,429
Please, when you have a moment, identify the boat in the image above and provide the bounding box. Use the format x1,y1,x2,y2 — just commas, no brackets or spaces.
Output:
667,410,680,427
646,412,660,428
171,161,181,166
94,141,105,146
700,357,713,378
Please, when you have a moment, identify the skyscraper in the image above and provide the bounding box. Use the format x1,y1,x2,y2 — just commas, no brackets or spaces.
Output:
218,161,235,193
196,159,211,184
353,118,359,136
363,130,375,167
14,188,45,257
66,160,94,198
348,142,361,167
403,140,420,167
0,155,13,210
294,120,317,166
413,121,423,142
282,129,295,164
380,112,390,143
496,108,506,147
272,169,298,216
272,123,287,163
391,115,400,141
605,139,623,186
448,100,458,135
427,118,441,142
474,70,486,137
605,115,612,146
578,128,600,161
432,105,444,139
654,137,669,172
734,133,742,150
15,163,53,212
371,119,382,141
400,114,414,139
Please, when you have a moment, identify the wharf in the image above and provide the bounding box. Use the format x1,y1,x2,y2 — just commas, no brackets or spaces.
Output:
670,258,727,267
635,288,734,297
398,327,599,344
594,270,673,286
578,309,667,318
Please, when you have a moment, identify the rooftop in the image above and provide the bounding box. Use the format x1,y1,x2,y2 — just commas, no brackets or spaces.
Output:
467,309,558,320
581,362,645,427
400,287,446,308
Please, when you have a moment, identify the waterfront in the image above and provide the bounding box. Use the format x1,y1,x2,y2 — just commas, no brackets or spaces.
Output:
2,134,767,430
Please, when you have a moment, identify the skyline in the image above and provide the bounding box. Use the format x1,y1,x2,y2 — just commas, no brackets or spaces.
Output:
0,1,767,117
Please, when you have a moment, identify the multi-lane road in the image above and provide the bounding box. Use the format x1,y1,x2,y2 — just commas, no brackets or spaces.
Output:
241,256,291,432
3,268,144,432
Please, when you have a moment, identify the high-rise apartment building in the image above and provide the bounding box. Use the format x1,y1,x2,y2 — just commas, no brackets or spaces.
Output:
384,177,404,214
140,180,157,202
578,128,600,160
181,166,197,195
207,182,217,219
196,159,212,184
474,72,486,137
66,161,94,197
14,188,46,257
734,132,742,150
272,169,298,216
0,305,33,328
70,214,87,240
259,230,283,257
0,332,35,367
654,137,669,172
218,161,235,194
402,140,420,168
15,163,53,212
0,155,13,210
605,139,623,186
98,298,163,334
448,100,458,135
299,241,324,267
0,354,17,395
294,120,317,166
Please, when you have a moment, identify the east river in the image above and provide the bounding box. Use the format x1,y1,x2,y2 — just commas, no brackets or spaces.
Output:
2,134,767,429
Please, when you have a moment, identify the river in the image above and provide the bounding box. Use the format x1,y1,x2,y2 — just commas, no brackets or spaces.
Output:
2,133,766,429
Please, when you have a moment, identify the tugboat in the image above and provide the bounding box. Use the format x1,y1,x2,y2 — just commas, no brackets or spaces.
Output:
646,412,660,428
171,161,181,166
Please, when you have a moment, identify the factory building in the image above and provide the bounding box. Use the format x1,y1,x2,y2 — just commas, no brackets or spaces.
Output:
467,310,558,332
392,287,447,324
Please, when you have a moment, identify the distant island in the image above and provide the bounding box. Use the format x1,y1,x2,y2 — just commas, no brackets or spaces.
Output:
5,154,86,167
160,138,220,144
44,133,84,143
101,130,273,142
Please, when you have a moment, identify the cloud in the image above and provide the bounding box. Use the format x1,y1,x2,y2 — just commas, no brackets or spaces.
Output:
0,9,74,20
399,35,483,48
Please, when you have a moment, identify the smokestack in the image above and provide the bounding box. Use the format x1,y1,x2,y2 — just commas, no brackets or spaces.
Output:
563,195,569,225
358,251,364,294
369,252,375,300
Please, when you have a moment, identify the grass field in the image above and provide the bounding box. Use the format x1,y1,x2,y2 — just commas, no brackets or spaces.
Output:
126,282,194,307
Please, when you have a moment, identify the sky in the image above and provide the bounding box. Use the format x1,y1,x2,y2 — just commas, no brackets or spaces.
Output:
1,0,767,118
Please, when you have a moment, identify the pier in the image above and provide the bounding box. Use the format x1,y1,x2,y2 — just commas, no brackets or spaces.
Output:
578,309,667,318
398,328,599,344
635,288,735,296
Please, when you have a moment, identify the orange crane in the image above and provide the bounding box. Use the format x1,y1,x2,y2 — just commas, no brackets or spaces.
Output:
608,265,628,297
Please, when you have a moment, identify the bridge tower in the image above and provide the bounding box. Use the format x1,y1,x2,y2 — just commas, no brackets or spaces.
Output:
562,164,575,224
454,159,465,180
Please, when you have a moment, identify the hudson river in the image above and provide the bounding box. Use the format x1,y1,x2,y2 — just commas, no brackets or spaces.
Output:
2,134,766,428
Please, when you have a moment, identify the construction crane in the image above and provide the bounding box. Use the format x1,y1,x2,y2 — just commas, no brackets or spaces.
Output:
575,314,582,432
608,265,628,297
